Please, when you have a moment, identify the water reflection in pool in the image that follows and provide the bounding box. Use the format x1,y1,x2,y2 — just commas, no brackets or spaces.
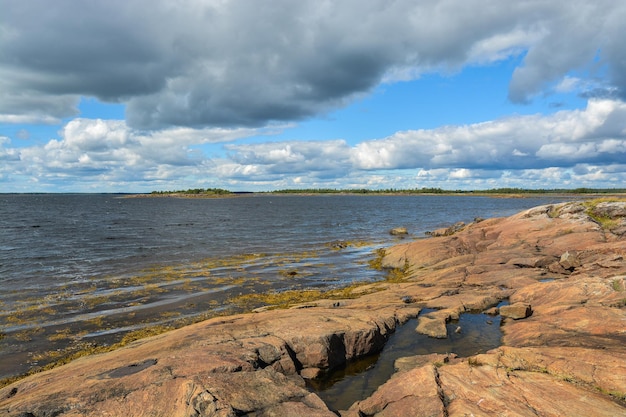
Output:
309,309,503,412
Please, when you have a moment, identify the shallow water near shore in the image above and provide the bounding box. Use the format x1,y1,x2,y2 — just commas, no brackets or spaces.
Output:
309,309,504,411
0,194,567,381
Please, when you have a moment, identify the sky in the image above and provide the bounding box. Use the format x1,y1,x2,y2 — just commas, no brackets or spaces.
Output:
1,0,626,193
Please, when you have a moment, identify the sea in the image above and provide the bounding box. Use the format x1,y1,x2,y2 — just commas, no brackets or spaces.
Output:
0,193,570,381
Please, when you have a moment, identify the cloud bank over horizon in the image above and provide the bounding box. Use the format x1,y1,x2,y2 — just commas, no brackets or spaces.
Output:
1,0,626,191
2,99,625,191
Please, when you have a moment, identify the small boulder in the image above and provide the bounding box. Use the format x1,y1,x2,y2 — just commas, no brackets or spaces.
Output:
257,344,283,365
390,227,408,236
300,367,322,380
401,295,415,304
500,303,533,320
559,251,580,271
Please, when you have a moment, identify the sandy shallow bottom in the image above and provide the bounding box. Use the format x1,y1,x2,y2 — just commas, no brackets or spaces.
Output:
0,243,383,381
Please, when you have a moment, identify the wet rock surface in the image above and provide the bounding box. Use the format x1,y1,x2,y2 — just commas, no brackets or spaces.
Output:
2,201,626,416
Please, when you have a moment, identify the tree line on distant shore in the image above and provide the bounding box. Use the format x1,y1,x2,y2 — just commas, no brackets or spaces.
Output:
151,187,626,195
270,187,626,194
150,188,233,195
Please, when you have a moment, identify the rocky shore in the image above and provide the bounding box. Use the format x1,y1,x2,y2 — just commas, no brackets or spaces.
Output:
1,200,625,416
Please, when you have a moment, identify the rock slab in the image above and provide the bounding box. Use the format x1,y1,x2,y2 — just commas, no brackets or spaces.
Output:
499,302,533,319
2,201,626,416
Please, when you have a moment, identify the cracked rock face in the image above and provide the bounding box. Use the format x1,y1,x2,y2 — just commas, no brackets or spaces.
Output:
349,201,626,416
2,201,626,416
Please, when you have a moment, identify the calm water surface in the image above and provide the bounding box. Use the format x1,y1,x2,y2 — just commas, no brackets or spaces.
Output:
311,309,504,411
0,194,567,380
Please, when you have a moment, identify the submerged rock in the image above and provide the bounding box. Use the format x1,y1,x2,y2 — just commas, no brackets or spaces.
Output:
415,314,448,339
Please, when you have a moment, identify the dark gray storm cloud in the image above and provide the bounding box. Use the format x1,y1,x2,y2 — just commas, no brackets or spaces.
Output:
508,1,626,103
1,0,625,128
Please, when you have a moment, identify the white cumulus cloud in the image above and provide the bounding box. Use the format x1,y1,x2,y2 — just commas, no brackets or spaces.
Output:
351,99,626,170
2,100,626,191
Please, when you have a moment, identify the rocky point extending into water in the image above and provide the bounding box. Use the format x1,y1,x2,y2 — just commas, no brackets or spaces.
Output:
1,200,625,416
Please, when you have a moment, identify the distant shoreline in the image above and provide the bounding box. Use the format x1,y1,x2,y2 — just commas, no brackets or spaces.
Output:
3,189,625,199
123,191,626,199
